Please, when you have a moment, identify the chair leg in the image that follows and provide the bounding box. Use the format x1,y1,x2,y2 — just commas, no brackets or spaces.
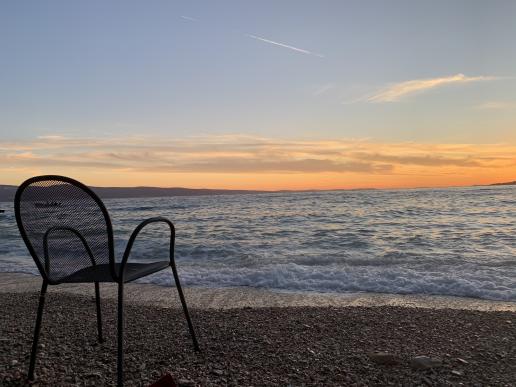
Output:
94,282,103,343
171,266,200,351
28,281,48,381
117,282,124,387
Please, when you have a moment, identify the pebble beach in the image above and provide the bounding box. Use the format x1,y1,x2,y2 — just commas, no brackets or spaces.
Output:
1,274,515,386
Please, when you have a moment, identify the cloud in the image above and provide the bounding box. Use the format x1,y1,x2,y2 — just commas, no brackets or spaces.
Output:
1,135,515,180
37,135,67,140
351,152,482,167
246,34,324,58
154,159,393,174
360,74,499,103
180,15,198,22
475,101,516,110
313,83,336,96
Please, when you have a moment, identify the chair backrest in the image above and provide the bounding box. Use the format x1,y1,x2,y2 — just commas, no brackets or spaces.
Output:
14,175,115,283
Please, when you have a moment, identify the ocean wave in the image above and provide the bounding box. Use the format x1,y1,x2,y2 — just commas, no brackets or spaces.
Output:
136,262,516,301
1,186,515,302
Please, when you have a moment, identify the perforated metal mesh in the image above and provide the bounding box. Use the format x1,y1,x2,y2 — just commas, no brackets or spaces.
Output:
16,178,112,283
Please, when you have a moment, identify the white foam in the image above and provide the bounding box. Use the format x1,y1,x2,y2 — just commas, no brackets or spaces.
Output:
2,186,516,302
138,262,516,302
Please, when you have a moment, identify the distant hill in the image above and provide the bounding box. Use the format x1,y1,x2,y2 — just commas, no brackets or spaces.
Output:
489,180,516,186
0,186,16,203
0,184,268,202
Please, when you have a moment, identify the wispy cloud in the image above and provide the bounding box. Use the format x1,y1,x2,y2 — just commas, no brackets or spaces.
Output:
180,15,198,22
351,152,483,167
1,135,515,179
357,74,499,103
246,34,324,58
313,83,336,96
475,101,516,110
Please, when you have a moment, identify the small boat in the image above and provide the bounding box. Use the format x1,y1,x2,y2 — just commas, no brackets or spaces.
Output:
34,201,62,208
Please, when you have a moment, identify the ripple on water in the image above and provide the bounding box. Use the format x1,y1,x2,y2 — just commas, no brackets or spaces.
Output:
1,186,515,301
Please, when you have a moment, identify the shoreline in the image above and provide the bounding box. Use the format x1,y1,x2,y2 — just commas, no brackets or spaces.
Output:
1,272,515,311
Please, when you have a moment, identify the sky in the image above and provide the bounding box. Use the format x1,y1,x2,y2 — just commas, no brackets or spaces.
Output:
1,0,515,189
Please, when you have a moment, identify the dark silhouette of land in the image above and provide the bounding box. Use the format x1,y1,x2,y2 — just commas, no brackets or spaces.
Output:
1,179,512,203
0,185,268,202
489,180,516,186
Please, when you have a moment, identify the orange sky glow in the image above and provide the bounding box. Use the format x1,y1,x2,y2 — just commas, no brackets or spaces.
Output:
0,135,514,190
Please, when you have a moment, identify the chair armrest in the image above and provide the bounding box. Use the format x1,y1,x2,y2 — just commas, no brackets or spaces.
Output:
43,226,97,274
119,217,175,280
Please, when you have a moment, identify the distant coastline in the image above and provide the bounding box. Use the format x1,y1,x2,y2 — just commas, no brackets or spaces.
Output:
0,184,269,202
488,180,516,186
0,184,376,202
0,180,513,202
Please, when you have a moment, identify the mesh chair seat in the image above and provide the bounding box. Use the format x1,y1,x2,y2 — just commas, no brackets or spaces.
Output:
59,261,171,283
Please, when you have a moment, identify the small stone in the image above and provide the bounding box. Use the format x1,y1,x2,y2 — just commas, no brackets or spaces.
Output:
10,360,18,366
410,356,442,370
451,370,463,376
212,369,224,376
178,379,196,387
422,376,433,386
85,372,102,378
368,352,401,365
456,358,469,364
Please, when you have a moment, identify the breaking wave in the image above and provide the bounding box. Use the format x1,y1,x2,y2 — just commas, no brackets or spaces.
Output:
1,185,515,301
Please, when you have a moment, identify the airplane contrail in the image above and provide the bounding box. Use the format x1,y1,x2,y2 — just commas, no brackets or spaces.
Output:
246,34,324,58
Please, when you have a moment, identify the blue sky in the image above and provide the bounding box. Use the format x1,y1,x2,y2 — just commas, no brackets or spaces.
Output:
1,1,515,188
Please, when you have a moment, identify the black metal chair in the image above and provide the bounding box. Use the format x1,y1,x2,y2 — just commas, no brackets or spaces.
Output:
14,175,199,386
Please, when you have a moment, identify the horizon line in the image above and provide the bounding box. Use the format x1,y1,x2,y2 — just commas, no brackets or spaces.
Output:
1,180,513,192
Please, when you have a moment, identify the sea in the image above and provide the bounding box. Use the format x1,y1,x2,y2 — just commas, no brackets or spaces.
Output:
0,185,515,301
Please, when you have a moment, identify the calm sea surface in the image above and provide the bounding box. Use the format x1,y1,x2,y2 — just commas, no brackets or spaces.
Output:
1,186,515,301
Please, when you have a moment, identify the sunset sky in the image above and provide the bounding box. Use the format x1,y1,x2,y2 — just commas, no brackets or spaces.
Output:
1,1,515,189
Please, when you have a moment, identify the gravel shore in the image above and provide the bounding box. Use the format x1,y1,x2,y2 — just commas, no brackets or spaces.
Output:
1,292,515,386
